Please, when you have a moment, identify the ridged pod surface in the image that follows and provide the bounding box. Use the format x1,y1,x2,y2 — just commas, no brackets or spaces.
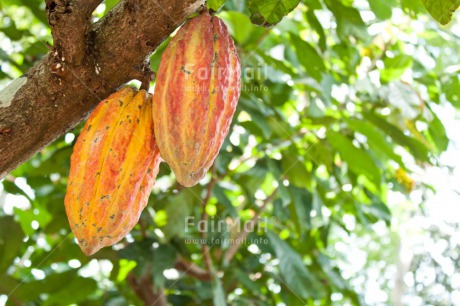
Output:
65,87,161,256
153,11,241,187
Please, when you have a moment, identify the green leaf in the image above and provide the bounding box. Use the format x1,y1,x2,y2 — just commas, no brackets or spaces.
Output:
427,108,449,153
381,55,413,82
290,34,325,81
218,11,266,45
385,82,421,120
369,0,396,20
289,186,313,232
421,0,460,25
362,189,392,224
364,111,431,162
2,180,31,200
0,216,24,273
442,75,460,107
400,0,427,17
306,10,326,51
0,22,26,41
212,275,227,306
316,254,349,290
326,130,381,186
158,188,199,241
214,185,238,217
302,0,322,10
1,270,83,302
248,0,301,26
150,37,171,73
43,277,98,306
325,0,368,40
13,205,52,236
345,118,404,166
104,0,119,13
268,231,325,299
152,244,177,287
207,0,226,12
281,147,311,188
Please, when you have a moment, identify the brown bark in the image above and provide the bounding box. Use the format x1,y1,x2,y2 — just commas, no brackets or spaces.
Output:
127,272,167,306
175,256,212,281
0,0,205,179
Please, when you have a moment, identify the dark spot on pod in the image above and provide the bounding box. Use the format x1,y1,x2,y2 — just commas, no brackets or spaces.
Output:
140,186,144,190
147,168,152,174
110,214,115,220
92,223,96,227
117,185,121,189
74,223,79,228
97,227,102,233
137,118,140,124
181,66,191,74
100,195,110,200
87,125,92,131
105,126,109,130
127,115,130,118
119,121,123,125
96,171,100,176
93,137,99,143
119,100,124,106
128,119,132,123
214,34,219,41
86,201,90,206
109,148,113,152
138,105,142,109
69,181,73,186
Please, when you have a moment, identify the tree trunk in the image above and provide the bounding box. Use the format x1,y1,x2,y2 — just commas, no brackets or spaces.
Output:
0,0,204,179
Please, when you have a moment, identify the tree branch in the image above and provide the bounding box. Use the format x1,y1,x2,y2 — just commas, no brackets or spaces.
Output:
175,256,212,281
46,0,103,64
223,188,278,265
0,0,205,179
201,165,217,274
127,271,167,306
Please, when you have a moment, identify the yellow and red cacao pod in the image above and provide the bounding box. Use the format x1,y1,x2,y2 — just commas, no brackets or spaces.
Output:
153,11,241,187
65,87,161,256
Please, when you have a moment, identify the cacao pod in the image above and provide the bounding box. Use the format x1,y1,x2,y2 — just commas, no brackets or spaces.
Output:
152,11,241,187
65,87,161,256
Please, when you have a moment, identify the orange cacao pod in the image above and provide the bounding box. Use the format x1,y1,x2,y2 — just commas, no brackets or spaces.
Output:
152,11,241,187
65,87,161,256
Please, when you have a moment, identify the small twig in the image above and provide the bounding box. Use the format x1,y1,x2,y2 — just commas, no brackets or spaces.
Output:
223,188,278,265
138,218,147,239
201,164,217,273
174,256,212,281
127,270,167,306
138,60,155,91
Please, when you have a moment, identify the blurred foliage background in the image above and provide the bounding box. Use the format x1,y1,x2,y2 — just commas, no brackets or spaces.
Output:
1,0,460,305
